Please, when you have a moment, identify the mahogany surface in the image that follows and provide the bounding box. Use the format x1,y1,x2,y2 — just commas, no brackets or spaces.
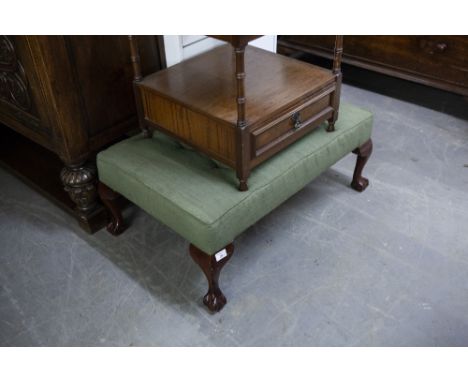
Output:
134,38,343,190
140,45,334,126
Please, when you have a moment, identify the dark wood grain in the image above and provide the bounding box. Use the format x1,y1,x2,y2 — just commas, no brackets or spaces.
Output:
0,35,164,232
278,35,468,96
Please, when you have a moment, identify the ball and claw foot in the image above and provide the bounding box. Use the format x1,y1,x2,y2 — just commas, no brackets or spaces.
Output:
189,243,234,313
106,216,126,236
351,139,373,192
203,287,227,312
351,175,369,192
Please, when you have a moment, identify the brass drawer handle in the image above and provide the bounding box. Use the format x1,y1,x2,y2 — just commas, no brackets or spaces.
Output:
291,112,302,131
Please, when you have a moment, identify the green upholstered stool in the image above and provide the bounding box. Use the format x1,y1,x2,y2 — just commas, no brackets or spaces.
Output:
97,103,373,312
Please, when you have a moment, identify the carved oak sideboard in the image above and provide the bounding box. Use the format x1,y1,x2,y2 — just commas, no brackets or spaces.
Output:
0,36,164,232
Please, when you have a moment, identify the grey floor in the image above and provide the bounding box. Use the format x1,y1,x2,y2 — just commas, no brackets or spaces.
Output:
1,84,468,346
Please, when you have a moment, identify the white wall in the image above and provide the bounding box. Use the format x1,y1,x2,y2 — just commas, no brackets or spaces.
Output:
163,35,277,67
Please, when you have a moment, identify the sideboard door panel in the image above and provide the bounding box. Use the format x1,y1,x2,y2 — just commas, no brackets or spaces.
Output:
0,36,55,150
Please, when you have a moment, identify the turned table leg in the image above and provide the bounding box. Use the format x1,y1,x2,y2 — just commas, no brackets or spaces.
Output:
351,139,373,192
98,182,126,235
234,43,250,192
189,243,234,312
327,35,343,133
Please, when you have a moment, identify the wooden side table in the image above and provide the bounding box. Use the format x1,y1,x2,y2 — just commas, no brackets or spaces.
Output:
129,35,343,190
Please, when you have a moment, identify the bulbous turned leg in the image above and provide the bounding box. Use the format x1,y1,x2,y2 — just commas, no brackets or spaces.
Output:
351,139,373,192
98,182,126,235
189,243,234,312
61,161,100,232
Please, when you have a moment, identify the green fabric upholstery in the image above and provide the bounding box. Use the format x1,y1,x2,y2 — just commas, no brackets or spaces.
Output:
97,103,373,254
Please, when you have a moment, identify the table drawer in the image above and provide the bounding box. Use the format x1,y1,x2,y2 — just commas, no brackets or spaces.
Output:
251,89,333,158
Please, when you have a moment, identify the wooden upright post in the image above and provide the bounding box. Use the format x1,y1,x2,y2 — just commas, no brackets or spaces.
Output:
128,35,142,81
128,35,152,138
332,35,344,75
234,44,250,191
327,35,344,133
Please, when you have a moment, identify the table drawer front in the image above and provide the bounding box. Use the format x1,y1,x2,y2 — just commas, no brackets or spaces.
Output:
251,91,333,158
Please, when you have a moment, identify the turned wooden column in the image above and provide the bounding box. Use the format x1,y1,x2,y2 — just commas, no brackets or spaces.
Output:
234,44,250,191
327,35,343,132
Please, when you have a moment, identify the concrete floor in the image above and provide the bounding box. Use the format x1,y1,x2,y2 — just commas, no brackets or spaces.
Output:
1,84,468,346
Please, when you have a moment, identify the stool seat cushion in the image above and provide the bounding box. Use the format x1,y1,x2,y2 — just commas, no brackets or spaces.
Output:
97,103,373,254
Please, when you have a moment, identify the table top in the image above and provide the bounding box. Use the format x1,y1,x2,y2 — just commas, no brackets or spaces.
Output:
140,44,334,127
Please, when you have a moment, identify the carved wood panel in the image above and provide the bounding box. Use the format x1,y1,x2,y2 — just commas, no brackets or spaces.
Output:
0,36,32,111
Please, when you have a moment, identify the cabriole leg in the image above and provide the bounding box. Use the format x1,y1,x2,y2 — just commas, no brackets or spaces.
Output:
351,139,373,192
189,243,234,312
98,182,126,235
